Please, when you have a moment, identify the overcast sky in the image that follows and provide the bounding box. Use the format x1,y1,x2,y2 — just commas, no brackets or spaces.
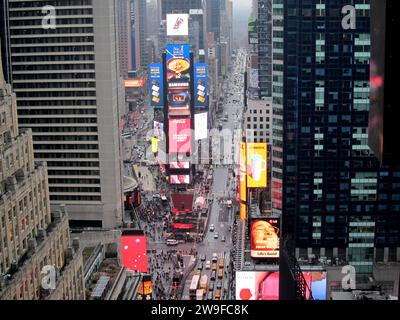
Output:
232,0,252,48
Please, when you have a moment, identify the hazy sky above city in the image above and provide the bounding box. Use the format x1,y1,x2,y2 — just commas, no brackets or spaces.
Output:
232,0,252,48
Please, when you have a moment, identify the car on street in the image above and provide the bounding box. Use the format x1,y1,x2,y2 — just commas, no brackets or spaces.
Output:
197,263,203,270
221,236,226,242
205,261,211,269
201,254,206,261
209,224,215,232
208,281,214,291
207,292,213,300
216,280,222,290
210,271,216,280
214,233,219,239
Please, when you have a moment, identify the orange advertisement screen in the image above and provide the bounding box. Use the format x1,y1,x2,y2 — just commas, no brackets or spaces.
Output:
124,79,144,87
250,218,280,259
246,143,267,188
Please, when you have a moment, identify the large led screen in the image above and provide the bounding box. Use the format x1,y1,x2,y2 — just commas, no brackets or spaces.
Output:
149,63,164,107
250,218,280,259
121,230,148,273
239,142,247,202
236,271,279,300
137,275,153,300
246,143,267,188
303,272,327,300
169,118,191,153
170,161,190,169
194,112,208,140
170,175,190,184
166,44,191,116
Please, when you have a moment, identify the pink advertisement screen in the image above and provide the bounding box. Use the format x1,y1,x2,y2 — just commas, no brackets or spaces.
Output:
169,118,191,153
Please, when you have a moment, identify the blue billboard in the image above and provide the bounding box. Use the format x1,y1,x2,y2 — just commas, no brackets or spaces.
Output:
149,63,164,107
194,63,207,107
166,44,191,116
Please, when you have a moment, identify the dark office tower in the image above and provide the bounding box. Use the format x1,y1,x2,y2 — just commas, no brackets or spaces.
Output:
257,0,272,98
272,0,400,274
5,0,123,228
0,0,11,85
206,0,221,41
132,0,148,71
117,0,132,79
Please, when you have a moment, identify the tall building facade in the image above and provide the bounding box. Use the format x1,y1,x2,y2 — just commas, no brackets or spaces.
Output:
0,53,84,300
257,0,272,98
272,0,400,274
6,0,123,228
117,0,133,79
132,0,148,71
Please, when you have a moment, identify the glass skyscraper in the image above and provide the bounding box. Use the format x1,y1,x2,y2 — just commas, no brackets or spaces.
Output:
272,0,400,274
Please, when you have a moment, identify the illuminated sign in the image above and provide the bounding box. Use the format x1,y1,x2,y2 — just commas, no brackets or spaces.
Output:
239,142,247,202
166,14,189,36
121,230,147,273
169,118,191,153
153,121,164,139
137,275,153,300
303,272,327,300
151,137,160,153
124,79,144,88
246,143,267,188
170,161,190,169
166,44,191,116
250,219,280,259
236,271,279,300
170,175,190,184
194,63,207,107
149,63,164,107
194,112,208,140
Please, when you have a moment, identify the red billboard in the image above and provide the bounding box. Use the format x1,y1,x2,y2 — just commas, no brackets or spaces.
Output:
169,118,191,153
121,230,147,273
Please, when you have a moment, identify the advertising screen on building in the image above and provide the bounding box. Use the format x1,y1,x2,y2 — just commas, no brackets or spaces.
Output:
194,63,207,107
166,14,189,36
170,175,190,184
124,79,144,88
236,271,279,300
149,64,164,107
250,218,280,259
121,230,147,273
246,143,267,188
170,161,190,169
169,118,191,153
303,272,327,300
239,142,247,202
153,121,164,138
166,44,191,116
137,275,153,300
194,112,208,140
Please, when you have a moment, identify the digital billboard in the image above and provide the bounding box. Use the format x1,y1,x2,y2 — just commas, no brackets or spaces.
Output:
169,118,191,153
239,142,247,202
153,121,164,138
170,161,190,169
250,218,280,259
137,275,153,300
151,137,160,153
170,175,190,184
124,79,144,88
236,271,279,300
166,44,191,116
194,63,207,107
246,143,267,188
303,272,327,300
194,112,208,140
121,230,147,273
149,63,164,107
166,14,189,36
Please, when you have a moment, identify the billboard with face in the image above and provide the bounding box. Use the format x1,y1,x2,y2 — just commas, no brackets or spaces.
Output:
170,161,190,169
236,271,279,300
121,230,147,273
170,175,190,184
194,63,207,107
250,218,280,259
169,118,191,153
246,143,267,188
149,63,164,107
166,44,191,116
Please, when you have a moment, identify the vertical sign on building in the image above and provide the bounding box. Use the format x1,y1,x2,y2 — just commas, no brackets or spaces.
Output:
194,63,207,107
149,63,164,107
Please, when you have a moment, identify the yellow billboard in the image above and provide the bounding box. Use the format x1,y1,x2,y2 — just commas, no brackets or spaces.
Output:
240,203,247,221
239,142,247,201
151,137,160,153
246,143,267,188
